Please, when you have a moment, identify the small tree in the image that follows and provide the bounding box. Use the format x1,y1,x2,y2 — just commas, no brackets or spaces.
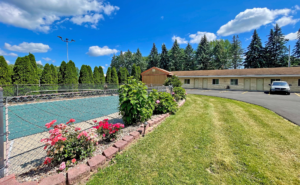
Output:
50,64,58,84
98,66,105,84
79,65,90,84
106,67,112,84
93,66,101,84
40,63,53,84
111,67,119,84
0,56,12,85
58,61,67,84
131,64,137,80
164,75,182,87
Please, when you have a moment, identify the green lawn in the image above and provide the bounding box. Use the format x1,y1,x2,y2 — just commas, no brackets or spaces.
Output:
88,95,300,185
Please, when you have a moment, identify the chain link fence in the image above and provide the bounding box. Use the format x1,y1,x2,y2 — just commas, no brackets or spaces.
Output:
0,84,171,177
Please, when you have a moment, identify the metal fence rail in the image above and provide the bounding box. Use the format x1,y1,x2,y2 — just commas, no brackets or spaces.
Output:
0,85,171,177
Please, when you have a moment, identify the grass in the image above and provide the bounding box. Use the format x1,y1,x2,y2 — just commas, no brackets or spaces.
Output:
88,94,300,185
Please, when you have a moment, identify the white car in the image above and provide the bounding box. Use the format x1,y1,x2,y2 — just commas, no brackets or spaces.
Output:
269,81,291,95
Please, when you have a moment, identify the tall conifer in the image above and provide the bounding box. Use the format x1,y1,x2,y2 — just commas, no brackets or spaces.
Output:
0,56,12,85
111,67,118,84
98,66,105,84
106,67,111,83
292,28,300,59
183,43,195,70
40,63,53,84
244,30,265,68
195,35,211,70
159,44,169,70
147,43,160,69
93,66,101,84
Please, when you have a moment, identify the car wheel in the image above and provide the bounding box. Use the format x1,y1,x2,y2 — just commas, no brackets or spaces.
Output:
287,92,290,95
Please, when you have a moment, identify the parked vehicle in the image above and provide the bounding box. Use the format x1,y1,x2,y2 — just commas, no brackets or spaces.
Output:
269,81,291,95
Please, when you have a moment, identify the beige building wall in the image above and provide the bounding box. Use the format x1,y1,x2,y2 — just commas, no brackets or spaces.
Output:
180,77,300,92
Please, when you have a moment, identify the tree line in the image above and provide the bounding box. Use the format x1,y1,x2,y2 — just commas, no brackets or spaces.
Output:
110,24,300,72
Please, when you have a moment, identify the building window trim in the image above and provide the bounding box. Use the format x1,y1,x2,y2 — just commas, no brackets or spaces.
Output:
212,79,219,85
184,79,190,84
271,79,281,83
230,79,238,86
298,79,300,86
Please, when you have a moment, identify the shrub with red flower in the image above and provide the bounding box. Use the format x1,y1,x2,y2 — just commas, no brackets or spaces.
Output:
41,119,99,169
93,119,124,141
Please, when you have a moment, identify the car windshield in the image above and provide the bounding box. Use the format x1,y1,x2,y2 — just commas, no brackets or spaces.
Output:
272,82,288,86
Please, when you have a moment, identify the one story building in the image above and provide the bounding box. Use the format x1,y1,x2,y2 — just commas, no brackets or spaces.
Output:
141,67,173,86
142,67,300,92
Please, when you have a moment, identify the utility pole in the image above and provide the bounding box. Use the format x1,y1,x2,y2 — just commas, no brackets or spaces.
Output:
57,36,75,62
288,45,291,67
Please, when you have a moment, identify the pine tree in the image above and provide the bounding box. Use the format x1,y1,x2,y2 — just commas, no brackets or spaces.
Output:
111,67,118,84
12,56,36,84
58,61,67,84
0,56,12,85
106,67,111,83
40,63,53,84
87,65,94,84
183,43,195,70
196,35,211,70
292,28,300,58
79,65,89,84
98,66,105,84
169,40,183,71
244,30,265,68
50,64,58,84
134,48,147,72
93,66,101,84
65,60,77,84
118,51,125,69
159,44,169,70
147,43,160,69
212,41,226,69
28,53,39,83
110,54,119,72
230,35,244,69
265,24,288,67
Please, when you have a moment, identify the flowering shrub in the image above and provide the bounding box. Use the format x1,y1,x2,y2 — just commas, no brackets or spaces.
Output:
154,92,178,114
41,119,99,168
94,119,124,141
173,87,186,101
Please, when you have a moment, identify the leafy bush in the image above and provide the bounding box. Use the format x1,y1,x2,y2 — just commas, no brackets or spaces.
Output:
41,119,99,170
154,92,178,114
93,119,124,141
173,87,187,101
119,77,154,125
164,75,182,87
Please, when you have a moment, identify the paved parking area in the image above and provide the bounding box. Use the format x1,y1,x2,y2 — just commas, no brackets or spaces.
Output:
186,89,300,126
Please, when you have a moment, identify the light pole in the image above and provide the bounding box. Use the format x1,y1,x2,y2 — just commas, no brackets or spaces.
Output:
57,36,75,62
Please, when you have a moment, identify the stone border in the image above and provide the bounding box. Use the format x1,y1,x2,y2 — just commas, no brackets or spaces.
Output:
0,99,186,185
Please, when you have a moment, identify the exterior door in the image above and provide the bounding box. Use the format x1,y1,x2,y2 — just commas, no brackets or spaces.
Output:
203,79,208,89
194,79,199,88
244,79,251,90
256,78,264,91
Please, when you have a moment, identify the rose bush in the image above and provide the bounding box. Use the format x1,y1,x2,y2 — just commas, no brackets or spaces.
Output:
93,119,124,141
41,119,99,169
153,92,178,114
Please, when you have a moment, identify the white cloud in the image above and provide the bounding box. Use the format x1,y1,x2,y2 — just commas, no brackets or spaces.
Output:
172,36,188,44
295,5,300,10
246,36,253,41
0,0,119,32
217,8,291,36
189,32,217,43
5,42,50,53
101,66,105,69
71,13,104,26
275,16,300,27
6,60,10,64
52,60,56,63
91,24,97,29
285,31,299,40
36,60,42,65
105,64,108,66
86,46,118,57
0,48,18,57
42,57,51,61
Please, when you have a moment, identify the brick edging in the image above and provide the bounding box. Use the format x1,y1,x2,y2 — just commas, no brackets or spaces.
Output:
2,99,186,185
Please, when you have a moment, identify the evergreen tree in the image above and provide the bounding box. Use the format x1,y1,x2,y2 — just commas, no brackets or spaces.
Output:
28,53,39,83
169,39,183,71
196,35,211,70
106,67,111,83
110,54,119,72
159,44,169,70
87,65,94,84
118,51,125,69
98,66,105,84
265,24,288,67
131,64,136,79
40,63,53,84
79,65,90,84
244,30,265,68
212,41,226,69
12,56,36,84
111,67,118,84
58,61,67,84
230,35,244,69
183,43,195,70
50,64,58,84
124,50,134,73
136,66,141,80
93,66,101,84
124,67,129,83
147,43,160,69
292,28,300,59
65,60,77,84
134,48,147,72
0,56,12,85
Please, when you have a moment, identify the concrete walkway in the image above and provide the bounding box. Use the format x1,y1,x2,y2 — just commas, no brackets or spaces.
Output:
186,89,300,126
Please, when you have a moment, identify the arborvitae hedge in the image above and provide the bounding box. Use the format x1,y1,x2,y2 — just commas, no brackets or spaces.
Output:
106,67,111,84
87,65,94,84
93,66,101,84
111,67,118,84
12,56,36,84
98,66,105,84
58,61,67,84
0,56,12,85
40,63,53,84
50,64,58,84
65,60,78,84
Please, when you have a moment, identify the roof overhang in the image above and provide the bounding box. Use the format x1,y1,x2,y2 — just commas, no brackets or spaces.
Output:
177,75,300,78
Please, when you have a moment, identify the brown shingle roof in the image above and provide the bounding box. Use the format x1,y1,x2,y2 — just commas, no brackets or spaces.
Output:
171,67,300,77
141,67,173,75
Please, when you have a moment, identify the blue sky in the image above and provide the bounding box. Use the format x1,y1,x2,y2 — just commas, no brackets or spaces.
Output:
0,0,300,74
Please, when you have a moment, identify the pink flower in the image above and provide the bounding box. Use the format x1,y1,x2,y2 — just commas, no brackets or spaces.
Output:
103,134,105,137
66,119,75,124
45,120,56,128
174,99,176,102
172,92,175,95
72,158,76,163
156,100,160,104
59,162,66,170
75,127,81,131
93,120,97,123
43,157,52,165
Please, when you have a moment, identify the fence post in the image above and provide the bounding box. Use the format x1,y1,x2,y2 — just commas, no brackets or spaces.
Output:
0,87,4,178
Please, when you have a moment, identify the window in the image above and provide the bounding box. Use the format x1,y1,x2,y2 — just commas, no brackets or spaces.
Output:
212,79,219,85
230,79,238,85
184,79,190,84
298,79,300,86
271,79,280,83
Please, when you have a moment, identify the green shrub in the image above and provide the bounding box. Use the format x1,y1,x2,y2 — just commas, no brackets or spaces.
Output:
164,75,182,87
154,92,178,114
119,77,154,125
173,87,186,101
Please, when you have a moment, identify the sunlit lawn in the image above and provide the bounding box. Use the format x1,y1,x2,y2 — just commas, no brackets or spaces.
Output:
88,94,300,184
